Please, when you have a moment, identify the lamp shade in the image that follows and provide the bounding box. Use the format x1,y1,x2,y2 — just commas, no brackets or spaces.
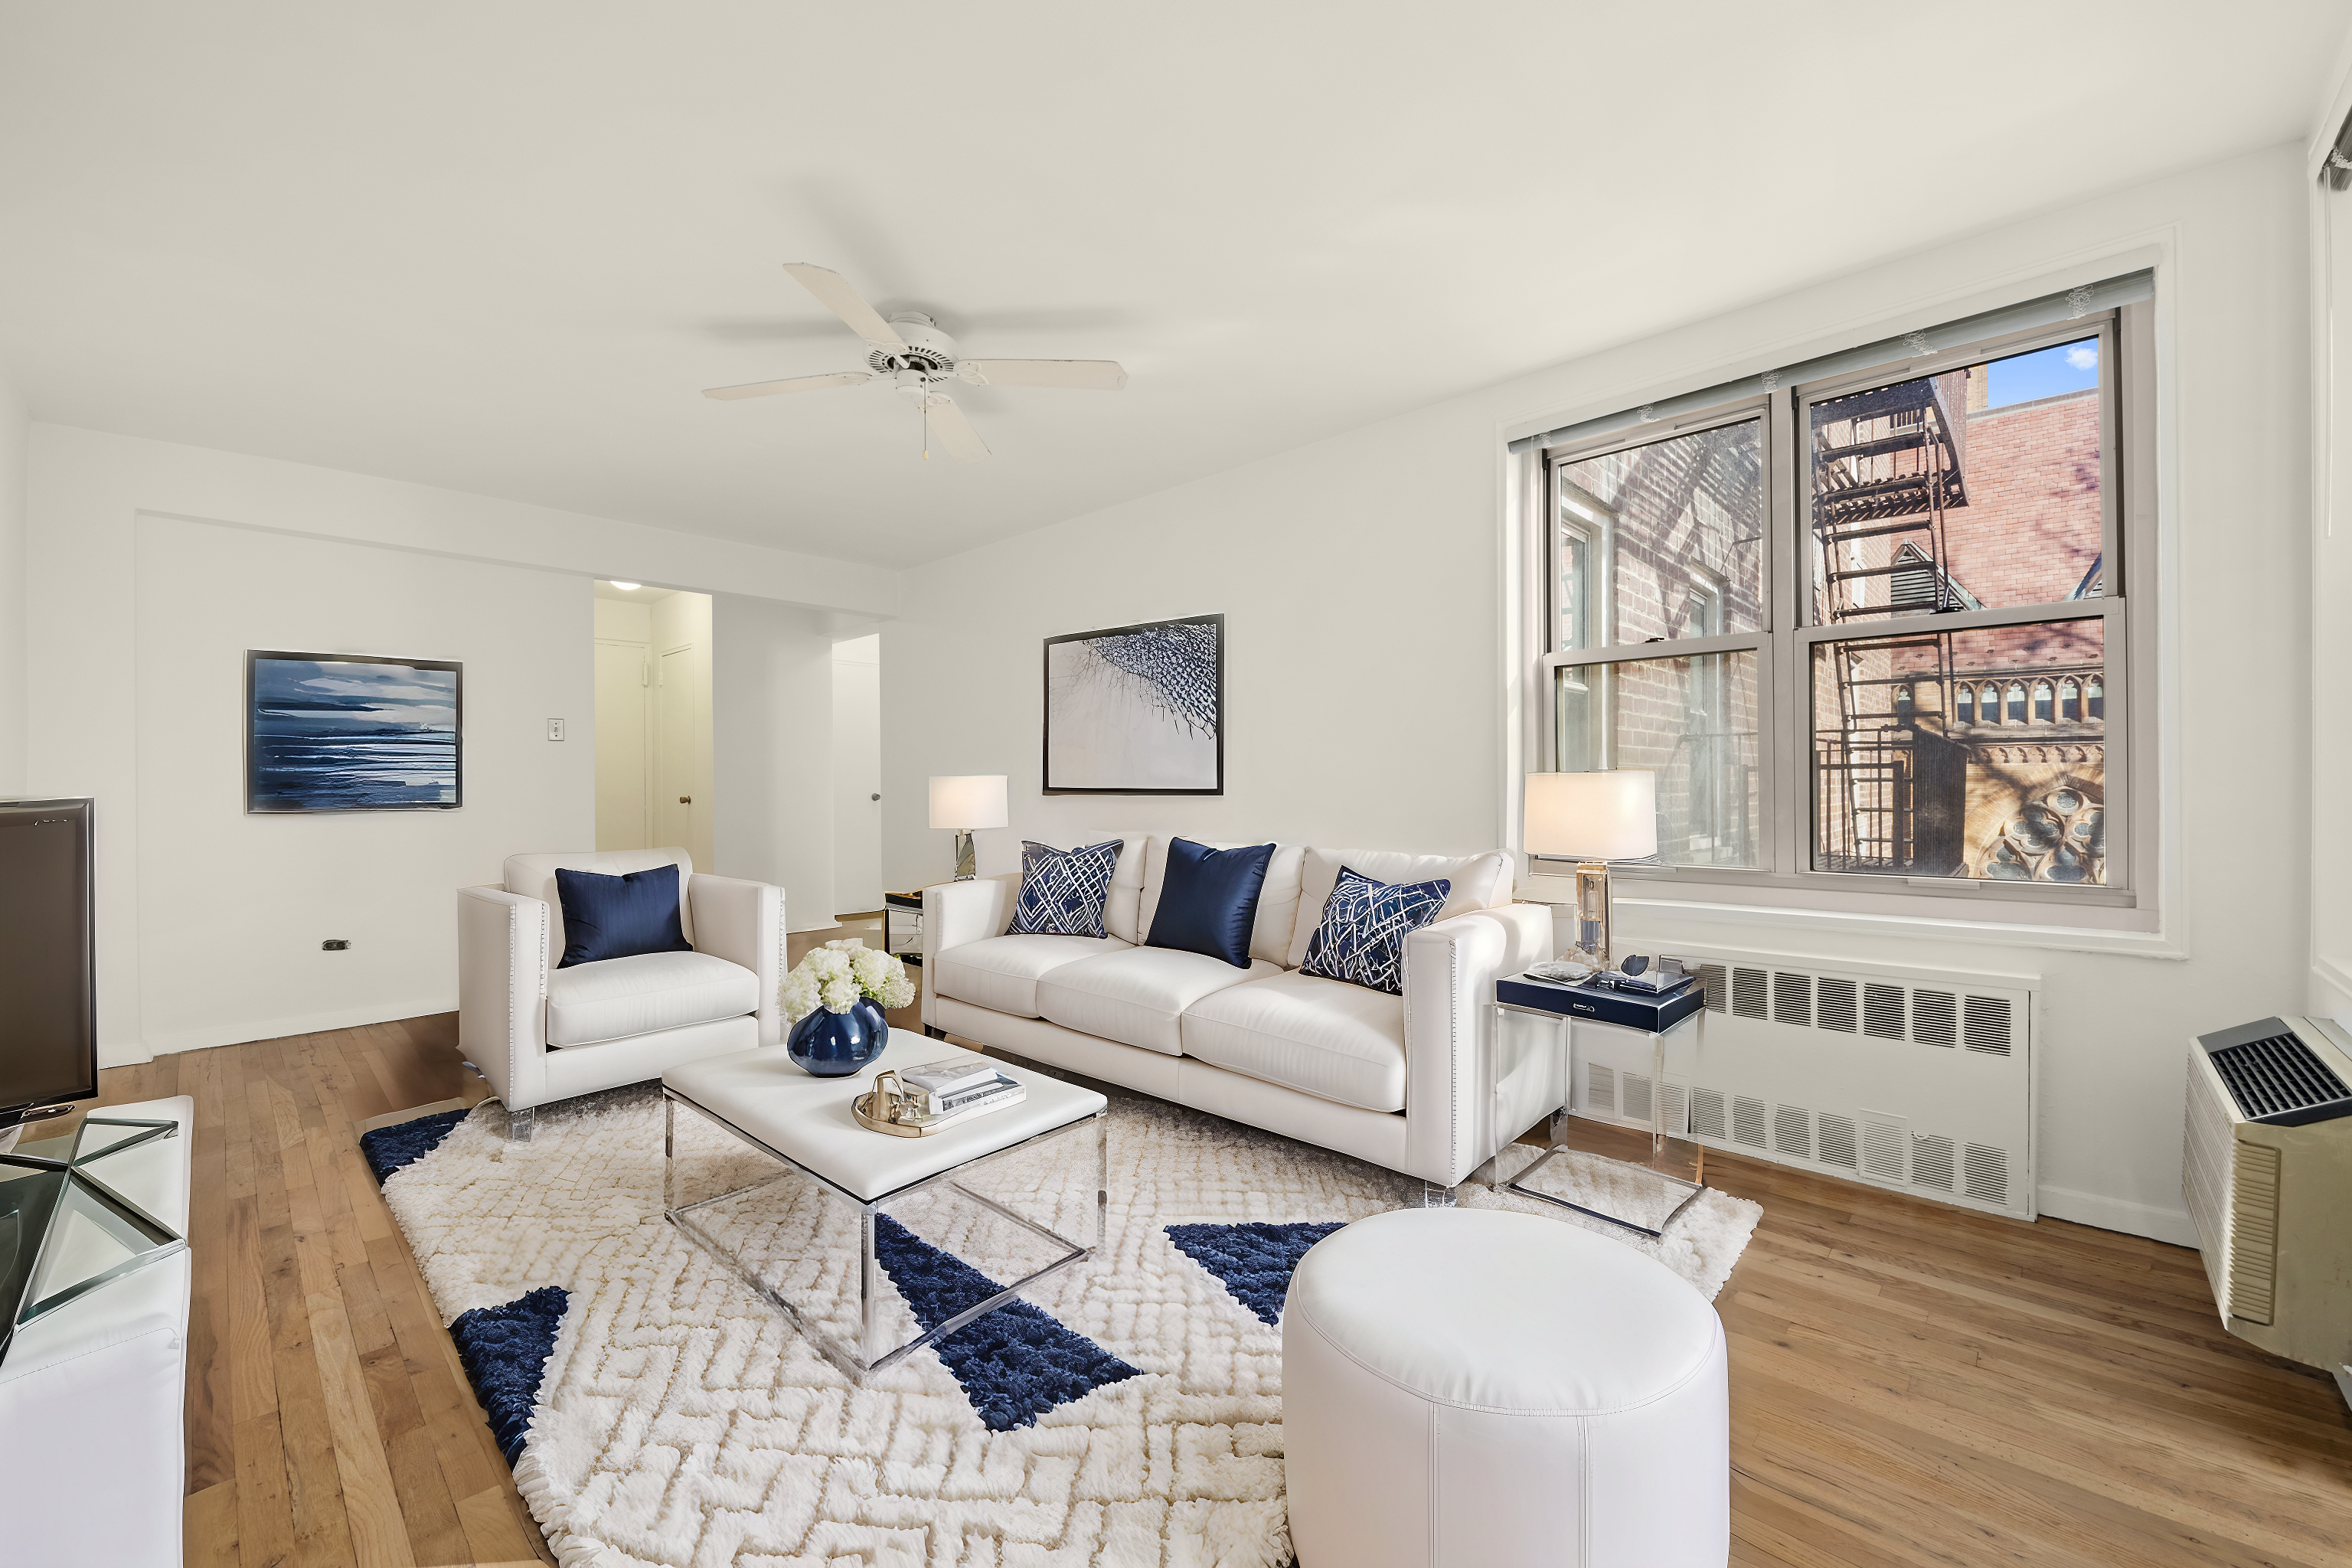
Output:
1523,771,1658,861
928,775,1009,831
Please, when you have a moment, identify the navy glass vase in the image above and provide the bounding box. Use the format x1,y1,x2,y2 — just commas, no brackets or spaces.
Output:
786,996,889,1076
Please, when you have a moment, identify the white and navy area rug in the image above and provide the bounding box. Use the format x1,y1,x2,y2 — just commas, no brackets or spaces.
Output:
365,1079,1759,1567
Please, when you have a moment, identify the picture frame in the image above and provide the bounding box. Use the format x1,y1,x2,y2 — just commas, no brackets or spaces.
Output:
245,650,463,813
1042,614,1224,795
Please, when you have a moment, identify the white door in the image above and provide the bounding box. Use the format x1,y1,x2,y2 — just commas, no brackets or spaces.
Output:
831,652,884,913
593,639,649,850
655,644,697,855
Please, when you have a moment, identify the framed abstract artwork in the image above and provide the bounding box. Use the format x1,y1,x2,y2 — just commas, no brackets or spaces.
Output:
1043,614,1223,795
246,650,462,812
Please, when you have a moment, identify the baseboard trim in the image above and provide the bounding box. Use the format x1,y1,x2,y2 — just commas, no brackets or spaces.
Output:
2037,1183,2200,1248
142,997,456,1057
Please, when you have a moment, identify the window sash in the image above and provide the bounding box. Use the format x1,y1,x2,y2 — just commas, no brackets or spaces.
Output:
1534,307,2138,905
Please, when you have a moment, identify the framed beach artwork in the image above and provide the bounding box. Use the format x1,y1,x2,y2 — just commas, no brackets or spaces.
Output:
246,650,462,812
1043,614,1223,794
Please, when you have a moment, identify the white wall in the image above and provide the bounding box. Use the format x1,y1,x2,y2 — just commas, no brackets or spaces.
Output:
831,634,883,916
131,517,592,1052
711,594,835,932
885,143,2315,1244
24,424,880,1063
0,362,24,794
2309,81,2352,1021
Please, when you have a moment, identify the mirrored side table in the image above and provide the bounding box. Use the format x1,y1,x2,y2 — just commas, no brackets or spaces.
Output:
0,1115,187,1364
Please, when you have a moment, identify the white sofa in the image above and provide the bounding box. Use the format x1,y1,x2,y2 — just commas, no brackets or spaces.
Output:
921,837,1555,1189
459,849,785,1136
0,1096,193,1568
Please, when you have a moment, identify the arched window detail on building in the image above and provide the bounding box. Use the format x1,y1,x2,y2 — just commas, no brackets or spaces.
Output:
2060,678,2080,721
1955,684,1975,724
2005,682,2027,724
2086,676,2104,720
2034,681,2054,722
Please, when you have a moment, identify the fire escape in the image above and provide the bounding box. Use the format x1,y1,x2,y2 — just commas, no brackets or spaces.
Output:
1810,377,1968,873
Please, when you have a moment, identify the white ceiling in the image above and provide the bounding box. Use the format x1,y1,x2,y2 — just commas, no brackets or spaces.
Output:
0,4,2343,570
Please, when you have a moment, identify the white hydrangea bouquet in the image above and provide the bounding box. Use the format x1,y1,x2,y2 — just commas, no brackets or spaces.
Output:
780,937,916,1022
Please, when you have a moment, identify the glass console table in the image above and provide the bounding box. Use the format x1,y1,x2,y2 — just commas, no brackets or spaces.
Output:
0,1116,187,1364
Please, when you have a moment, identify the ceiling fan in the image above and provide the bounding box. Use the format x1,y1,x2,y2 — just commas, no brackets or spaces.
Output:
703,263,1128,462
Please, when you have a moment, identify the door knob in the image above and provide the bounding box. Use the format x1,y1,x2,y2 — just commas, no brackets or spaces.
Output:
678,795,692,804
871,792,881,802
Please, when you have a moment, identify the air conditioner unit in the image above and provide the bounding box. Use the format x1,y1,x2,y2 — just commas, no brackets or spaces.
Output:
2182,1015,2352,1390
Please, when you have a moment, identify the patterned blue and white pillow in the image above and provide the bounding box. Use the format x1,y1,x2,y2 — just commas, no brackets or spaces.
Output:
1299,867,1452,995
1007,839,1125,939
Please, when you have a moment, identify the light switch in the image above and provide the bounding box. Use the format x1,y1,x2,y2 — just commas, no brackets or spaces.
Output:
547,718,566,742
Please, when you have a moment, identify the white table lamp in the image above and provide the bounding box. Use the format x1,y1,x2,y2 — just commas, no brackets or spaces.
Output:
1523,771,1657,965
928,775,1008,880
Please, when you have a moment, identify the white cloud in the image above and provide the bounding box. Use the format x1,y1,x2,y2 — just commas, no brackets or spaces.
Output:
2064,345,2098,371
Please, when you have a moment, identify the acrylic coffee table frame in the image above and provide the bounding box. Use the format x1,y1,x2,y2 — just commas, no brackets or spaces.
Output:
1488,998,1710,1240
661,1085,1108,1382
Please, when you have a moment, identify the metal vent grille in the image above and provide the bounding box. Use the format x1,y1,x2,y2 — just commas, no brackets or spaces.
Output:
2210,1032,2352,1120
1732,968,1767,1020
1658,1080,1689,1138
1818,1114,1859,1168
1694,964,1728,1012
1912,1133,1956,1191
1861,1113,1906,1181
1964,995,2013,1056
1690,1087,1727,1140
1962,1143,2008,1206
1587,1063,1615,1116
1622,1072,1653,1126
1774,1105,1811,1158
1864,984,1906,1040
1913,990,1957,1047
1815,978,1858,1033
1733,1095,1769,1148
1772,972,1813,1029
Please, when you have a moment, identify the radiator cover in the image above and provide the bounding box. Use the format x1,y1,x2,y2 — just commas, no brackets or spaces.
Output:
1550,945,2036,1221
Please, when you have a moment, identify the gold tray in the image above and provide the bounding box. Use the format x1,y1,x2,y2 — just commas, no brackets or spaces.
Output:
852,1089,942,1137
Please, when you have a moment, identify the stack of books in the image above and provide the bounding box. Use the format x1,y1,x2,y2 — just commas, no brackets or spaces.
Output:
900,1060,1025,1127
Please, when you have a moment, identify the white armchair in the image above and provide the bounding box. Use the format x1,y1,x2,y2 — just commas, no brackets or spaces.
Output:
459,849,785,1138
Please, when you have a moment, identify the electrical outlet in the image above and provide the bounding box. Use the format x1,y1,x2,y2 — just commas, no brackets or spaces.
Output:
547,717,566,742
322,939,351,951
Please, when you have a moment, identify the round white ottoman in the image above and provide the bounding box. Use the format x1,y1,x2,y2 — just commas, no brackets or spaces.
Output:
1282,1208,1728,1568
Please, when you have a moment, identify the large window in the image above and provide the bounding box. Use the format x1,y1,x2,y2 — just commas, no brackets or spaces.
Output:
1528,295,2145,903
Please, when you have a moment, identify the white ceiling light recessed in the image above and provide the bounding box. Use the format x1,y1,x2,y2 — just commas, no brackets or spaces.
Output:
608,580,642,590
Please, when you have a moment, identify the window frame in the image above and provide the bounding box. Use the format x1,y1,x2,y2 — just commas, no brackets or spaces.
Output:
1526,303,2152,913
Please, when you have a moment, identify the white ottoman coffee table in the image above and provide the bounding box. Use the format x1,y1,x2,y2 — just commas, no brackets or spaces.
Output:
662,1037,1106,1380
1283,1208,1730,1568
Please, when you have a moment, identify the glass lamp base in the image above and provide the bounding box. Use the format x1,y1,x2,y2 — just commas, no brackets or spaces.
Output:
952,830,976,881
1564,861,1613,966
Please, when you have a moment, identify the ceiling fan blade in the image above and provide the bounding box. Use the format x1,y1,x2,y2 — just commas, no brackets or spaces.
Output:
782,263,906,349
958,358,1128,391
922,393,991,463
702,371,872,400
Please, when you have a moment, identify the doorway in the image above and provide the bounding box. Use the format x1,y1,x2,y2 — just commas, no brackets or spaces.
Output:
594,581,713,869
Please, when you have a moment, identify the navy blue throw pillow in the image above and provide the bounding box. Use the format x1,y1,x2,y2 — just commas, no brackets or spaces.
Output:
1300,866,1452,995
1146,838,1274,968
1008,839,1123,938
554,863,692,968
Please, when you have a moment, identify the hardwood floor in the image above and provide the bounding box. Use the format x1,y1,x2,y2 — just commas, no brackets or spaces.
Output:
60,978,2351,1567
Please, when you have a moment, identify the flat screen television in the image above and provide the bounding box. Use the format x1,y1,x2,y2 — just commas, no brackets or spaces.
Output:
0,799,96,1130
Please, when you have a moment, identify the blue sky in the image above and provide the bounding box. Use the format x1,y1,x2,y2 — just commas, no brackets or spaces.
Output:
1985,338,2098,407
